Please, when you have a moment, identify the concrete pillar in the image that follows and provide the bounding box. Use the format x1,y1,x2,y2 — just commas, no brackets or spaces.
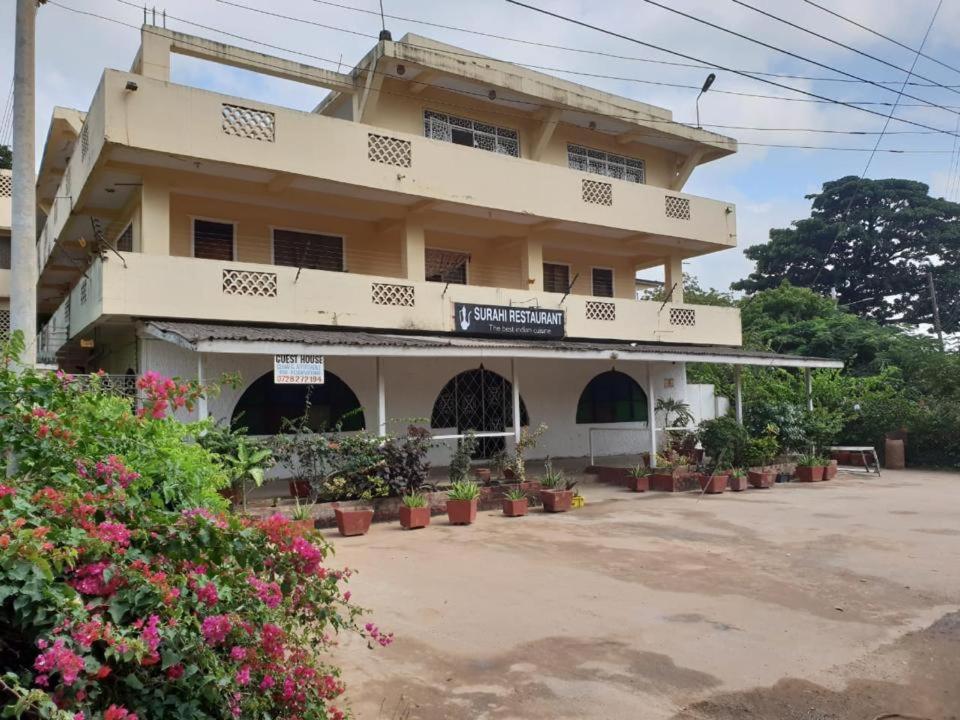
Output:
804,368,813,412
140,179,170,255
647,363,657,467
401,218,425,282
136,28,172,81
664,255,684,304
511,358,521,443
196,352,207,420
520,236,543,291
734,365,743,425
376,357,386,437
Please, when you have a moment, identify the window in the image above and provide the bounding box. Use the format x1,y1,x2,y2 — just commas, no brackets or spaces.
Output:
193,220,234,261
0,236,10,270
567,144,645,184
116,224,133,252
592,268,614,297
543,263,570,294
425,248,468,284
273,229,343,272
424,110,520,157
576,370,648,424
231,370,365,435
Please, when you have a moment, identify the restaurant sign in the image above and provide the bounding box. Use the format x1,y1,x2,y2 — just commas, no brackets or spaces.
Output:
273,354,325,384
454,303,565,339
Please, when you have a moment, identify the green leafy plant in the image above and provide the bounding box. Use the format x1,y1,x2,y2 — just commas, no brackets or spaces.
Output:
401,492,427,508
511,423,547,481
448,432,479,483
503,487,527,501
796,452,827,467
540,459,576,491
446,480,481,501
199,422,274,509
628,464,650,479
730,468,747,480
290,494,313,521
697,416,751,467
744,424,780,469
378,426,433,496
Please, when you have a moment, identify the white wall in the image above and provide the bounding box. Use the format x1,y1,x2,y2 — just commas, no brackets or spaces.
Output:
139,337,690,464
686,383,730,426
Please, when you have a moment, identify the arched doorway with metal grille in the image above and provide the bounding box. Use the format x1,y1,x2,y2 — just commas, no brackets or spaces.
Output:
430,367,530,458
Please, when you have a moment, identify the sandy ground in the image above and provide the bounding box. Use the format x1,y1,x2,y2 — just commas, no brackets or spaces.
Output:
327,468,960,719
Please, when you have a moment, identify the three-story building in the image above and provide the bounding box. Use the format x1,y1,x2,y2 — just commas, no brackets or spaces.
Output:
32,26,839,463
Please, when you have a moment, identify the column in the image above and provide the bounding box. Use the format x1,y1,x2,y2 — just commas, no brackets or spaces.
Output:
734,365,743,425
376,357,387,437
401,218,426,282
520,236,543,291
196,352,207,420
134,28,172,81
140,178,170,255
804,368,813,412
511,358,521,443
647,363,657,468
664,255,684,304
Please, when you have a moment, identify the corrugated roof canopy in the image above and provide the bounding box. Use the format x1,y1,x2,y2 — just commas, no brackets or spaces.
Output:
142,321,843,369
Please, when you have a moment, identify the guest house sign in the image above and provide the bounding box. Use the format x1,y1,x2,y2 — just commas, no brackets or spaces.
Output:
273,354,325,384
454,303,565,339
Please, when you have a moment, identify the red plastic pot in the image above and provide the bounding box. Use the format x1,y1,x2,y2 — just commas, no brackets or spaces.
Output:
699,473,729,494
399,506,431,530
446,498,478,525
334,508,373,537
747,470,774,489
795,466,824,482
502,498,528,517
540,489,573,513
626,475,649,492
728,475,749,492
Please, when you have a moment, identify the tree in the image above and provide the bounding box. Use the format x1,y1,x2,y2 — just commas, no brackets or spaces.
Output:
732,176,960,333
0,145,10,170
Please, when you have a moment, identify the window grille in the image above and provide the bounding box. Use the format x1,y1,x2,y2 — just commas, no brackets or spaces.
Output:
592,268,614,298
543,263,570,294
80,124,90,160
116,224,133,252
585,300,616,321
582,179,613,206
0,173,11,197
222,269,278,297
669,307,696,327
0,309,9,339
221,104,276,142
426,248,469,284
79,278,88,305
423,110,520,157
273,230,343,272
665,196,691,220
64,167,71,197
368,134,412,167
371,282,415,307
194,220,234,261
568,144,645,184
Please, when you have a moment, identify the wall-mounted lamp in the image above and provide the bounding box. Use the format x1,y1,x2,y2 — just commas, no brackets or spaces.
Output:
488,89,497,101
695,73,715,129
125,81,139,92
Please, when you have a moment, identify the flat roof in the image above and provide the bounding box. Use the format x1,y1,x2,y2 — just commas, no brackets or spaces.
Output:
142,321,842,369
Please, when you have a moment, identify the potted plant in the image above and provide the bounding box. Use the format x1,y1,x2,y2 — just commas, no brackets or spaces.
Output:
626,464,650,492
506,423,547,482
657,397,697,457
745,428,779,489
289,496,317,536
699,465,729,494
199,423,274,509
448,432,479,483
650,453,692,492
399,492,431,530
795,453,825,482
539,462,576,512
824,458,838,480
728,468,749,492
446,480,480,525
334,505,374,536
502,487,529,517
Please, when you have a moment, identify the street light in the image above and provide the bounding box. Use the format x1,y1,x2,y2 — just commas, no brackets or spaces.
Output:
696,73,716,129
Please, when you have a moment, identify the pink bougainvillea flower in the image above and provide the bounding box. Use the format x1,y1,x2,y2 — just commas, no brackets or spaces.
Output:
33,639,85,686
103,705,138,720
201,615,231,646
196,582,219,607
166,664,185,680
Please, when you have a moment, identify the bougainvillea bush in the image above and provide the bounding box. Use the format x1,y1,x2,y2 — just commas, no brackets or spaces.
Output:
0,334,388,719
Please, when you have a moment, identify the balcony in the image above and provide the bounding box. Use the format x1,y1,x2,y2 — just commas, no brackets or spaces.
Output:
44,254,742,356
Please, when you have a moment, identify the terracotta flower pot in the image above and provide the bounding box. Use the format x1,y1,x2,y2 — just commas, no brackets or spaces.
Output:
540,489,573,513
289,479,311,499
334,508,373,537
699,473,728,494
626,475,649,492
446,498,478,525
824,460,838,480
747,470,774,489
728,475,749,492
473,468,492,483
399,506,430,530
289,518,316,537
650,473,682,492
502,498,528,517
795,466,824,483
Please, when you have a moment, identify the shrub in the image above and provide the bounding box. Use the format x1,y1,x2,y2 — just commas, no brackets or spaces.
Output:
0,335,388,719
697,416,750,467
377,426,433,496
447,432,478,483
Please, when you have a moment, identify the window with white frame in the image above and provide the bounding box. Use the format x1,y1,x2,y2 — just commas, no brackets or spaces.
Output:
543,262,570,294
423,110,520,157
273,230,344,272
425,248,468,284
567,144,645,184
592,267,614,297
193,220,234,261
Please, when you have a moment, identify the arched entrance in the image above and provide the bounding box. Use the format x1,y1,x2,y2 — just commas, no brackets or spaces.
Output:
576,370,649,424
430,367,529,458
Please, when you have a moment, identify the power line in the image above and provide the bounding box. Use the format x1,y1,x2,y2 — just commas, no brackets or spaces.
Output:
801,0,960,78
46,1,957,155
635,0,960,119
503,1,959,138
305,0,960,89
729,0,960,99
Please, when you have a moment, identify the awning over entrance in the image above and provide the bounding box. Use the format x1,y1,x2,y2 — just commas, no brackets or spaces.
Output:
141,320,843,369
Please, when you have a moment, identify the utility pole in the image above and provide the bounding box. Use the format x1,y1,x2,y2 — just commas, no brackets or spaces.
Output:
11,0,39,366
926,271,944,352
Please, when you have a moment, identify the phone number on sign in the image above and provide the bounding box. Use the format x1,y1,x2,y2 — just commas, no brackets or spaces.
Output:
274,375,325,384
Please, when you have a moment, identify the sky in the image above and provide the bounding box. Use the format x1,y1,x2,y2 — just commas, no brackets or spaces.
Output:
2,0,960,293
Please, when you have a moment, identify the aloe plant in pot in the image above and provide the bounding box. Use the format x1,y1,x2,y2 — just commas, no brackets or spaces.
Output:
626,464,650,493
446,480,481,525
502,487,529,517
795,453,827,482
539,461,576,513
728,467,749,492
399,492,431,530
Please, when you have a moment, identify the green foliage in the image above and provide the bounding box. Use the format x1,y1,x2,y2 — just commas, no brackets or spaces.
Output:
401,493,427,508
510,423,548,482
796,452,828,467
503,487,527,501
539,460,576,491
447,432,478,483
446,480,480,501
0,145,11,171
628,464,650,479
697,416,750,467
377,426,432,496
